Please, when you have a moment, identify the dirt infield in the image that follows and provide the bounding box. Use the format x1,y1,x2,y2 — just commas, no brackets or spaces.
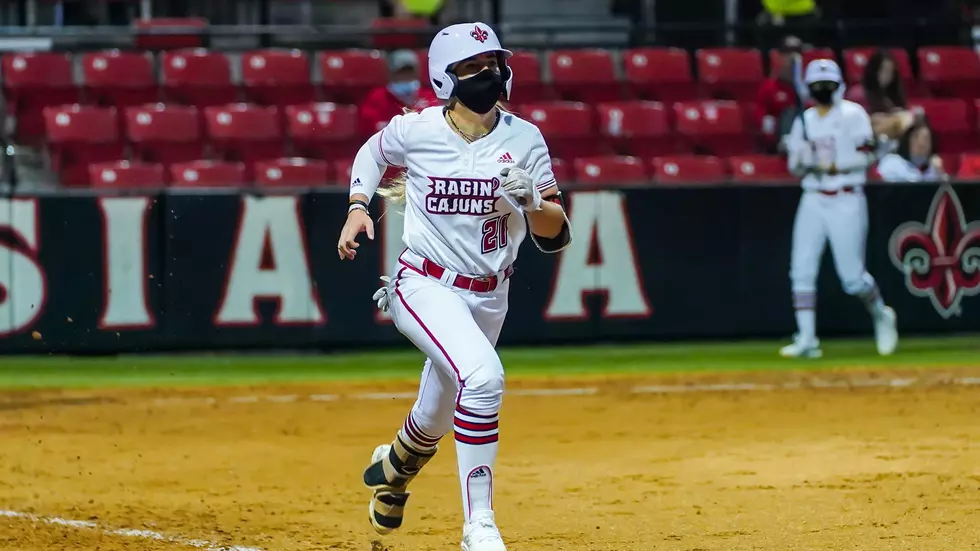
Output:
2,369,980,551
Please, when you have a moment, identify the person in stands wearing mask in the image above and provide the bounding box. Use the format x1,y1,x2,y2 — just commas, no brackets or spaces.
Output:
781,59,898,360
876,119,948,182
754,35,804,153
358,49,441,135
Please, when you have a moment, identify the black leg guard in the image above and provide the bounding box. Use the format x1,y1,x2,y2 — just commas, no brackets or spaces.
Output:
364,435,437,535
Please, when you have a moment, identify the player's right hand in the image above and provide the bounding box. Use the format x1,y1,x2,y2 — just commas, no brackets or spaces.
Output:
338,209,374,260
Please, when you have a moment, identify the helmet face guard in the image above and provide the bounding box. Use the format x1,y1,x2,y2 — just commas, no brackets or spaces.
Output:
428,22,513,101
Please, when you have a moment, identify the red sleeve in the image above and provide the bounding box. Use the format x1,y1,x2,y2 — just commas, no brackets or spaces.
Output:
752,80,774,128
416,88,441,109
358,87,394,136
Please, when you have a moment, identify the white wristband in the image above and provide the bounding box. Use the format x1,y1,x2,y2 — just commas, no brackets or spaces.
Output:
348,203,368,215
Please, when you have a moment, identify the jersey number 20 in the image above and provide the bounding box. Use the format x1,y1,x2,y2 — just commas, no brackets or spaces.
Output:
481,214,511,254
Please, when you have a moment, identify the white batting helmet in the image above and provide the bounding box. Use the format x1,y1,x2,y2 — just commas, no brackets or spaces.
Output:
804,58,843,84
427,22,514,101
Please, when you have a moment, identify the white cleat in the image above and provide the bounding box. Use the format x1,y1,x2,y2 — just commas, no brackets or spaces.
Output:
372,444,390,463
779,334,823,359
874,306,898,356
461,512,507,551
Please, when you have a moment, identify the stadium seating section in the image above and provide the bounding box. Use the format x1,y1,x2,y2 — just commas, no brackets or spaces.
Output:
5,45,980,187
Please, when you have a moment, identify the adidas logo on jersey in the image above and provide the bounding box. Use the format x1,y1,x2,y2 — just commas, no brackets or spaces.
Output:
469,467,489,479
496,152,514,164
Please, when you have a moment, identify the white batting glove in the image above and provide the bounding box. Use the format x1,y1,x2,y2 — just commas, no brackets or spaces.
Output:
500,167,542,212
372,276,392,312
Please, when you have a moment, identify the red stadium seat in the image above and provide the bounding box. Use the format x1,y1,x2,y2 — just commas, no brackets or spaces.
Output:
622,48,696,102
44,105,124,187
696,48,763,101
82,50,158,108
518,102,599,159
550,158,571,183
1,52,81,144
917,47,980,99
241,49,315,107
957,153,980,179
672,101,750,156
650,155,726,185
89,160,167,189
547,49,622,103
319,50,388,104
596,101,675,157
937,152,959,176
842,48,913,84
204,104,284,170
169,160,246,187
728,155,792,183
507,51,549,102
285,103,359,160
133,17,207,50
254,158,330,187
161,49,237,107
332,158,354,185
126,104,204,166
573,155,647,186
909,98,977,153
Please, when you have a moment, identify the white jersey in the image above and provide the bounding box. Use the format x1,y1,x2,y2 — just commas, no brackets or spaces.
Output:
875,153,945,183
786,99,874,191
367,106,558,275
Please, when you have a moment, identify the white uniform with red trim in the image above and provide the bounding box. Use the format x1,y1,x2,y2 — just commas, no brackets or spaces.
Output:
364,105,557,276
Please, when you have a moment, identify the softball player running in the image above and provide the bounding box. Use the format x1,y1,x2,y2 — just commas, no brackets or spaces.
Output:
782,59,898,358
336,22,572,551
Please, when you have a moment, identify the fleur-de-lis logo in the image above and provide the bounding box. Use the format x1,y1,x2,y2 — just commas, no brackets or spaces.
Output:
889,184,980,318
470,25,489,43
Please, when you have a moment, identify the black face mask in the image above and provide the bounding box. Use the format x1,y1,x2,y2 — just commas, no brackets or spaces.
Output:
809,83,837,105
454,69,504,114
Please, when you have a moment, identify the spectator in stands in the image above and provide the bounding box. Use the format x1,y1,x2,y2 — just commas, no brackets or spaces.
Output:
876,119,948,182
861,50,914,142
754,35,803,153
358,49,440,135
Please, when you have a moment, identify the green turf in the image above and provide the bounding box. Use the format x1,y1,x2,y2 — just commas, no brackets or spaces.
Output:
0,335,977,389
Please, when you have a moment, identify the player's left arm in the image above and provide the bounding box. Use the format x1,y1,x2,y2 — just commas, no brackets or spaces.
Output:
501,129,572,252
835,105,877,174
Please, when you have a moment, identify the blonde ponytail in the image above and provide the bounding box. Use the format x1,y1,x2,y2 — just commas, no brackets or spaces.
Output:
377,101,512,206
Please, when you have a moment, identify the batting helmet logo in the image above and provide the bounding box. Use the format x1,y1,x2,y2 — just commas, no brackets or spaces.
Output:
470,25,489,43
889,184,980,318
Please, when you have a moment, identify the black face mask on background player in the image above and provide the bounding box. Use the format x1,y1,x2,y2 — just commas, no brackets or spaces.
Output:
454,68,504,114
808,82,838,106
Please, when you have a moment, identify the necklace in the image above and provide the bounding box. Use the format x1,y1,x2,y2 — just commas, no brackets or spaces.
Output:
446,110,495,143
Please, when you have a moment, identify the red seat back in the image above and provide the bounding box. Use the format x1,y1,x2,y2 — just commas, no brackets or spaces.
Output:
507,51,548,102
696,48,763,101
254,158,330,187
169,160,246,187
842,48,913,84
672,101,749,156
573,155,648,185
319,50,388,104
547,49,622,103
910,98,977,153
126,104,204,165
44,105,123,186
918,47,980,98
204,104,284,166
241,49,315,107
89,161,167,189
518,102,599,159
728,155,792,182
161,49,237,107
285,103,359,160
82,50,158,107
622,48,695,102
650,155,726,185
2,52,80,144
596,101,674,157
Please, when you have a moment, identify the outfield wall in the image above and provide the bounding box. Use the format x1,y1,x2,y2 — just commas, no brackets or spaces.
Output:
0,182,977,353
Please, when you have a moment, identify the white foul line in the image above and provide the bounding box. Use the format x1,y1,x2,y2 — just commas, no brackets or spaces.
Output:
129,374,980,408
0,509,264,551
